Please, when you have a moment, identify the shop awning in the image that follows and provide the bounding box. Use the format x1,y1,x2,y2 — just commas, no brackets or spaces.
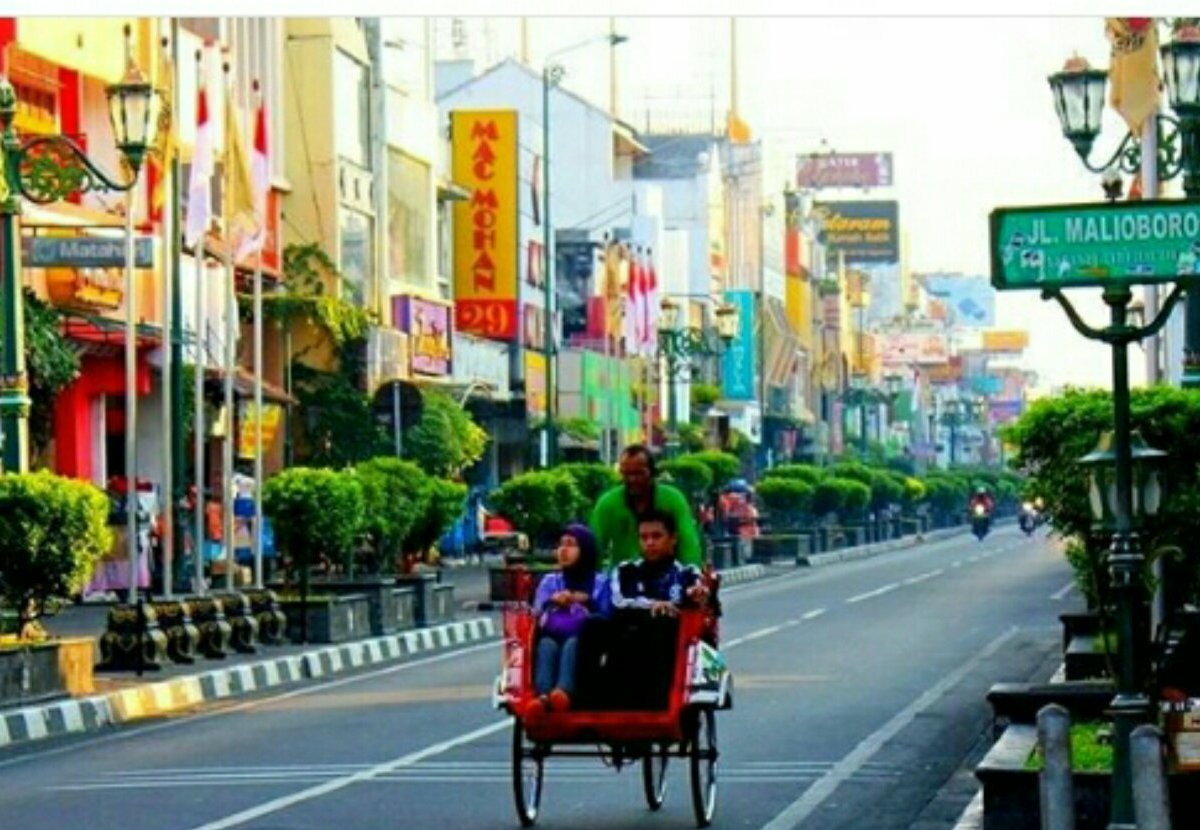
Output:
408,374,510,404
763,296,803,388
203,366,296,406
21,202,125,229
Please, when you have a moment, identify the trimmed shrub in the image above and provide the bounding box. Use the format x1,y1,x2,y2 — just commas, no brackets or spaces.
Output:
833,478,872,523
660,457,715,508
406,477,467,558
557,462,620,506
264,467,364,580
762,464,823,485
811,479,845,520
354,458,429,573
489,471,584,546
0,471,112,633
757,478,815,530
682,451,741,491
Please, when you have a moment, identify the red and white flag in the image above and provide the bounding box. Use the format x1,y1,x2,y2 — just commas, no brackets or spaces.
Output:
623,245,639,355
238,83,270,259
184,56,214,248
630,248,647,356
642,250,659,356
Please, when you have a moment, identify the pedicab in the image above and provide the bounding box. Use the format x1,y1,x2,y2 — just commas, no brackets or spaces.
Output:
492,570,733,828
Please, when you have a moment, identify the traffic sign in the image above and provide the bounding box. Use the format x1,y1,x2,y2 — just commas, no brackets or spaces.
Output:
21,236,154,269
990,200,1200,290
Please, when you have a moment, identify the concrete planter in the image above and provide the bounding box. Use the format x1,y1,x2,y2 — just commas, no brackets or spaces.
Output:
985,680,1114,739
976,723,1198,830
1065,636,1111,682
1060,611,1100,653
279,593,371,644
429,584,456,625
0,638,94,707
319,578,416,636
395,573,438,627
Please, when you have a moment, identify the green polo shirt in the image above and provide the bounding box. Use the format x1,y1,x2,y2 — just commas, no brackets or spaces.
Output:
589,482,703,569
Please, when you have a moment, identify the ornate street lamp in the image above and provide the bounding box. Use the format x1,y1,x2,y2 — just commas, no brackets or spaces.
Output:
1047,56,1110,162
1080,430,1166,531
658,297,738,457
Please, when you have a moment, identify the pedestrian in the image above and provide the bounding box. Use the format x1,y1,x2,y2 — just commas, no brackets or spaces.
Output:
589,444,703,568
526,524,611,716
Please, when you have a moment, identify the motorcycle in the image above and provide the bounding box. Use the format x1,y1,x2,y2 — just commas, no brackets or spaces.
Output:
1018,501,1040,536
971,503,991,540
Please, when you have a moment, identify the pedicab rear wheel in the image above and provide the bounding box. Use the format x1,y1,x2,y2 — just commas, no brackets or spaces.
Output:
641,743,669,810
688,708,718,828
512,718,543,827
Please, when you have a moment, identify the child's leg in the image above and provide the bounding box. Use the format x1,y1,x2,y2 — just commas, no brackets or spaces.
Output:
555,635,580,696
534,636,561,696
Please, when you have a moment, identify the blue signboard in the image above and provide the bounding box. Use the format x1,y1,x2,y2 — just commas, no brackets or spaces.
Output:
721,290,757,401
919,273,996,328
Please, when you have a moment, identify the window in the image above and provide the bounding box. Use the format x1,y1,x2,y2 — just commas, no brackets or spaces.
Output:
387,149,431,287
334,52,370,167
339,208,372,307
437,200,452,299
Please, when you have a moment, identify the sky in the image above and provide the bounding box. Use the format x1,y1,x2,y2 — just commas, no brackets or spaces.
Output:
433,15,1167,391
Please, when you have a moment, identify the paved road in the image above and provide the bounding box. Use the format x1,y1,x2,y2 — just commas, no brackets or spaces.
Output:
0,527,1071,830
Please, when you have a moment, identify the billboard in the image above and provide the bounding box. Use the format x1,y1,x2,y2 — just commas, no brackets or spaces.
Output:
392,296,453,376
796,152,894,189
524,351,546,416
982,329,1030,353
878,332,949,365
918,273,996,328
813,200,900,263
722,289,757,401
451,110,519,341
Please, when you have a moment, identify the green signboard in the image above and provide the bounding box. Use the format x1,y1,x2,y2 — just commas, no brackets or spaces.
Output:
990,200,1200,290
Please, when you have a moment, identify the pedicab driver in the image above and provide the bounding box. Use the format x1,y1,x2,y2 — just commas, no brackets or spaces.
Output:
589,444,703,568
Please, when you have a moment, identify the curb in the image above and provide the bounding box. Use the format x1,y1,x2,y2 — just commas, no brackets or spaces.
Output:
798,526,963,568
0,617,496,753
949,791,984,830
716,563,769,586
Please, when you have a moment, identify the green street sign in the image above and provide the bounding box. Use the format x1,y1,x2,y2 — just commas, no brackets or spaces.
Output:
990,200,1200,291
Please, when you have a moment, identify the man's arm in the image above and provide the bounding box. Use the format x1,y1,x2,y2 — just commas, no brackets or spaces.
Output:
588,490,616,569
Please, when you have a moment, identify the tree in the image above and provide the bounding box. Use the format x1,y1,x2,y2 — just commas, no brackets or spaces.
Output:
682,451,741,491
403,390,488,478
23,291,81,459
0,472,111,634
292,357,391,468
263,467,364,580
660,457,715,508
832,478,872,523
762,464,824,485
406,477,467,559
557,462,620,506
811,480,845,520
354,458,429,573
489,471,584,547
757,478,815,530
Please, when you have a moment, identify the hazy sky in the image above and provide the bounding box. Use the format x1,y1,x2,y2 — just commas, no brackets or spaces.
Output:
439,16,1166,389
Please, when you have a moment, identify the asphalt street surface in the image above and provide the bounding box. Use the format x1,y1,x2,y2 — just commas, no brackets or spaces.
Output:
0,526,1070,830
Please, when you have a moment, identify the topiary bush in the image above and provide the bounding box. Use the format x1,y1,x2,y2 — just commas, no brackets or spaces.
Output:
757,478,815,530
557,462,620,506
811,479,845,521
0,471,112,635
354,457,429,573
762,464,824,485
833,478,872,524
406,477,467,559
682,451,741,492
660,457,715,508
264,467,364,581
489,471,584,547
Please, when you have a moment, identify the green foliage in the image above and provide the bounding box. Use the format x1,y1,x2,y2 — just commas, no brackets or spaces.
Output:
406,477,467,556
556,462,620,506
660,457,714,507
255,243,372,345
690,383,721,409
827,461,874,486
489,471,583,546
0,472,111,632
832,478,872,522
726,429,754,462
902,476,927,507
869,471,907,511
403,390,489,478
922,473,970,517
762,464,824,485
263,467,364,579
676,422,708,453
292,357,391,468
681,451,741,490
757,478,815,529
811,479,845,519
354,458,428,572
559,417,600,442
23,292,80,457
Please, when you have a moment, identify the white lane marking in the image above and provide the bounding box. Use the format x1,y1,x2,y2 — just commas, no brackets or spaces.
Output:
903,569,944,586
0,640,498,771
845,582,900,604
967,556,981,563
1050,581,1076,601
802,608,826,621
759,626,1021,830
951,561,963,568
182,719,510,830
725,624,783,649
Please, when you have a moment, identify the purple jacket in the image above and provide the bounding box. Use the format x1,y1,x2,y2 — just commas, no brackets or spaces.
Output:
533,571,612,639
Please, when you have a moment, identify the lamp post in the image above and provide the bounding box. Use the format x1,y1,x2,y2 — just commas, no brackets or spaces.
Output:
540,31,627,468
657,297,738,458
1048,27,1200,387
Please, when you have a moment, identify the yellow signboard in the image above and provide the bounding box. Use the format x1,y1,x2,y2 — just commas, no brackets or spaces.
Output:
451,110,519,341
524,351,546,416
237,403,283,461
982,330,1030,353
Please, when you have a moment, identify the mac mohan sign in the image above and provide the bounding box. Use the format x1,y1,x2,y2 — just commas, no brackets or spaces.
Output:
990,200,1200,291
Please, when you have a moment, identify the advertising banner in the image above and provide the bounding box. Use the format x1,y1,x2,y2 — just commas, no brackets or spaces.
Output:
451,110,519,340
722,289,757,401
982,329,1030,353
796,152,894,189
524,351,546,416
813,200,900,263
878,332,949,365
237,402,283,461
989,399,1023,426
392,296,453,376
918,273,996,328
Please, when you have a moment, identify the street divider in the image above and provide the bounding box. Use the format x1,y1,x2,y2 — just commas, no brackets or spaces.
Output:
0,617,496,753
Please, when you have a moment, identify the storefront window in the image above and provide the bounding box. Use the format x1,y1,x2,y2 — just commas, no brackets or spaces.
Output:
388,149,431,288
340,209,372,307
334,52,370,168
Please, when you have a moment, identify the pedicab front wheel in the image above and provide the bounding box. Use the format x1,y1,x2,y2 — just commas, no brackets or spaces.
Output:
641,743,669,810
688,708,718,828
512,718,543,827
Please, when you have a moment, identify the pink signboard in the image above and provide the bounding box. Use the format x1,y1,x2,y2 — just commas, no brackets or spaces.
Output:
392,295,453,376
796,152,893,189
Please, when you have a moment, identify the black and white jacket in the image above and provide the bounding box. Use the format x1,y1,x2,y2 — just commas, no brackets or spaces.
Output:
611,557,703,610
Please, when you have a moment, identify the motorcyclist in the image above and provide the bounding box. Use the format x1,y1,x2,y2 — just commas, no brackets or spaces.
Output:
968,486,995,519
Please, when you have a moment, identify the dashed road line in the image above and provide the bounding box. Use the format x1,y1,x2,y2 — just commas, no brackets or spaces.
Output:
1050,581,1076,601
846,583,901,604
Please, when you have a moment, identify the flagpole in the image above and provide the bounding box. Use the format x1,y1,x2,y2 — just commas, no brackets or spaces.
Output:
251,80,265,591
192,47,208,598
222,59,236,592
168,17,186,601
158,32,174,599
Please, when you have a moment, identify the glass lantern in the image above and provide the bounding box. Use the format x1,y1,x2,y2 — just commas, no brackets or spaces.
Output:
1078,430,1166,530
